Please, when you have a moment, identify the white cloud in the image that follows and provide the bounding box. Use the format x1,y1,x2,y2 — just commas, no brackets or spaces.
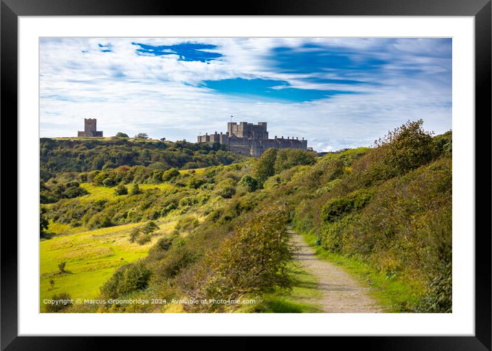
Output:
40,38,452,150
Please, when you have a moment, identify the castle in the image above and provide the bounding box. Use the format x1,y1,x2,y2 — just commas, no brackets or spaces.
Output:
197,122,308,157
78,118,103,137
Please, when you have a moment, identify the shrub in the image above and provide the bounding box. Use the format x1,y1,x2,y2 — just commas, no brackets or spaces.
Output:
161,200,178,217
376,119,435,176
321,189,373,223
238,175,259,192
130,183,141,195
274,149,316,174
102,178,116,187
101,262,152,298
45,293,73,312
188,177,206,189
114,184,128,196
174,216,199,234
40,207,49,238
155,237,173,251
162,168,180,181
129,227,140,243
142,221,159,235
188,204,292,311
136,234,152,245
217,186,236,199
254,148,277,183
135,133,149,139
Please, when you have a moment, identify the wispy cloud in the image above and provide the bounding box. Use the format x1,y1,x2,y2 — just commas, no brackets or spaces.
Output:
40,37,452,151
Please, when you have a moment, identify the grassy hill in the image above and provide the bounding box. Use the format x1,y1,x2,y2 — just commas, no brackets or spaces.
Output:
40,121,452,313
40,137,243,180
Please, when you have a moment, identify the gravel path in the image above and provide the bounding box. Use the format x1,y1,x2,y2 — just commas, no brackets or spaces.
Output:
290,230,383,313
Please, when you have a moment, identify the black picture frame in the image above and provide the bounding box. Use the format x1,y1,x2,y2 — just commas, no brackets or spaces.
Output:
1,0,490,349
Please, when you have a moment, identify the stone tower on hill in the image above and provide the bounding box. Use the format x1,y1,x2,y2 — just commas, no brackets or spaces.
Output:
197,121,308,157
78,118,103,137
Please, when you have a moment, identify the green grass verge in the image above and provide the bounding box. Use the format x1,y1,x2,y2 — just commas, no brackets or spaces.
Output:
239,262,323,313
301,231,419,312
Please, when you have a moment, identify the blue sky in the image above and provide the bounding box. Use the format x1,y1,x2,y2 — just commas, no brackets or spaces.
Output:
40,38,452,151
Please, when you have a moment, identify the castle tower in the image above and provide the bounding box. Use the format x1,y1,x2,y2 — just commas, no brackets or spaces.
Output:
85,118,97,133
78,118,103,137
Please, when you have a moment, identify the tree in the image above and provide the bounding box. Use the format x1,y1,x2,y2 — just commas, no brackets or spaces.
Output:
40,207,49,238
130,183,141,195
58,262,67,273
254,148,277,183
115,132,129,138
142,221,159,235
160,137,166,142
114,184,128,196
129,227,140,243
135,133,149,140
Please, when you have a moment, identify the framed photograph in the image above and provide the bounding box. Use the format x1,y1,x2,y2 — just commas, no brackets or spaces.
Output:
1,0,490,349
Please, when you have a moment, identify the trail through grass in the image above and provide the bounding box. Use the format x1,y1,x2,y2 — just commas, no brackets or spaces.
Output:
302,231,419,312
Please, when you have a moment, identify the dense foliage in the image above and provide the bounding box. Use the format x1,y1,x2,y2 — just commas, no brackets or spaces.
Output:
40,138,243,180
42,121,452,313
293,121,452,312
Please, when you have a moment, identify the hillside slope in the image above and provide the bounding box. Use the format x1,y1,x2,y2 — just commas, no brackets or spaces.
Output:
41,121,452,313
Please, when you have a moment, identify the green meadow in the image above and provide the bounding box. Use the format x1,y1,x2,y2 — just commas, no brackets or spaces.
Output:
40,183,179,311
40,221,175,311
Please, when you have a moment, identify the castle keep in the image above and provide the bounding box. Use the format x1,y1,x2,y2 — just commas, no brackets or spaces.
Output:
197,122,308,157
78,118,103,137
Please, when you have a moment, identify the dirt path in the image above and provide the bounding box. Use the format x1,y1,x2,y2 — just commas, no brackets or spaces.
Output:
290,230,383,313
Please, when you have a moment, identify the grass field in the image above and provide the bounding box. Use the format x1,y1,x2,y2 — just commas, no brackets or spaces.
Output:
40,220,175,312
79,183,174,202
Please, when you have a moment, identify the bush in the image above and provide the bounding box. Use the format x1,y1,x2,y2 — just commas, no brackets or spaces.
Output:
102,178,116,187
238,175,259,192
188,177,206,189
129,227,140,243
40,207,49,238
101,262,152,298
188,204,292,311
114,185,128,196
321,189,373,223
45,293,73,312
155,237,173,251
377,119,435,176
136,234,152,245
142,221,159,235
254,148,277,183
130,183,141,195
217,186,236,199
274,149,316,174
162,168,180,181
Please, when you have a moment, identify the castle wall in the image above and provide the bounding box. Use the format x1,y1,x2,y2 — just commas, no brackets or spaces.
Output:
198,122,308,157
